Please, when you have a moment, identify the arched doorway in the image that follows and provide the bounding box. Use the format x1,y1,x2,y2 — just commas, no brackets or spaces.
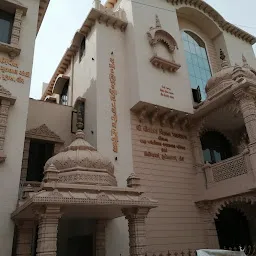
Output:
215,207,251,248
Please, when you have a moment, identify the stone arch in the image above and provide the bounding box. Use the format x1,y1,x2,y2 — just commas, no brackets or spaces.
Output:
154,29,178,52
212,195,256,219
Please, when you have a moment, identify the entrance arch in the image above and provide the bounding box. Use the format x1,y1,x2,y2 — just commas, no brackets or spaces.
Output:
215,207,251,248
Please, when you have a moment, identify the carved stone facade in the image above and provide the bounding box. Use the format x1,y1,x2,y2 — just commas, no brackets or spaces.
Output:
36,206,62,256
15,220,35,256
0,85,16,162
147,15,181,72
96,220,106,256
123,208,149,256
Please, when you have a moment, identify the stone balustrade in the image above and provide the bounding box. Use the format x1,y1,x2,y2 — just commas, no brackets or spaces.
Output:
203,150,251,186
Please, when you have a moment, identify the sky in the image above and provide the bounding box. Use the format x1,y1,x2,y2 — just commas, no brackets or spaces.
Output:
30,0,256,99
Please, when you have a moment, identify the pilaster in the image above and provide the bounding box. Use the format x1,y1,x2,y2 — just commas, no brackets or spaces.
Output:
197,203,219,249
96,220,106,256
122,208,149,256
16,220,35,256
36,206,62,256
234,89,256,180
0,99,11,161
10,9,23,47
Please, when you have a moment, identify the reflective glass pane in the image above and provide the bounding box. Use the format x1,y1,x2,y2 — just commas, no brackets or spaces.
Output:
213,150,222,163
188,63,194,76
0,19,11,43
185,51,192,63
190,75,197,89
203,149,212,163
182,31,212,101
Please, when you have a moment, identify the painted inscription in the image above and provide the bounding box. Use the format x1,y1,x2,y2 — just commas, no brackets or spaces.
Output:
136,125,187,162
109,56,118,153
160,85,174,99
0,57,30,84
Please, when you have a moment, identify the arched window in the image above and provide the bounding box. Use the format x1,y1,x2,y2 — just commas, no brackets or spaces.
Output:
182,31,212,100
201,131,232,164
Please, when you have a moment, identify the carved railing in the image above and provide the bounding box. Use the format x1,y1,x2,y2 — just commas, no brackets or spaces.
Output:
203,149,251,185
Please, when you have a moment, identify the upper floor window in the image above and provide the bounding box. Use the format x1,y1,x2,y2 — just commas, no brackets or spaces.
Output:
60,81,69,106
182,31,212,101
0,10,14,44
26,139,54,182
201,131,232,164
79,37,86,62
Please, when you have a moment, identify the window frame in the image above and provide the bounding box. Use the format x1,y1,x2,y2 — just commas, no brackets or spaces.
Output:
79,36,86,62
0,9,14,44
181,29,212,101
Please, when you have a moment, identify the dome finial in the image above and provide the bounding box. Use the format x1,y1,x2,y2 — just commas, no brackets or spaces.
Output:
242,54,250,68
75,106,85,139
155,15,162,28
220,49,229,69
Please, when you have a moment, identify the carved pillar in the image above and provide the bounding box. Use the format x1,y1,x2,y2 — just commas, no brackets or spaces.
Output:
234,89,256,180
21,139,31,182
197,203,219,249
189,123,206,190
0,99,11,161
36,206,62,256
96,220,106,256
10,9,23,47
16,220,35,256
234,89,256,143
122,208,149,256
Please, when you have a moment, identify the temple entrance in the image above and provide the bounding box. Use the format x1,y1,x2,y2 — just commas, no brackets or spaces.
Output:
67,235,93,256
57,218,96,256
215,207,251,248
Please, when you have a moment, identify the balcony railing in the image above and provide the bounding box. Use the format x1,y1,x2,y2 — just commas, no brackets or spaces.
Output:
203,149,251,186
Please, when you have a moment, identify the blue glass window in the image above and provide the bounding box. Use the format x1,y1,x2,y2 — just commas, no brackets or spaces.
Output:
182,31,212,101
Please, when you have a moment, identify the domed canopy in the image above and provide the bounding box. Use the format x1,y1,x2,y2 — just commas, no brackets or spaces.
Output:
206,52,256,98
45,130,117,186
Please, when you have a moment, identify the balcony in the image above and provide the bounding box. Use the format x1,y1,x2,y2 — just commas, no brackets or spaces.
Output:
199,149,255,201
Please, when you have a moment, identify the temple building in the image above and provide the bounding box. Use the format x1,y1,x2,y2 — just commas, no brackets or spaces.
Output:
1,0,256,256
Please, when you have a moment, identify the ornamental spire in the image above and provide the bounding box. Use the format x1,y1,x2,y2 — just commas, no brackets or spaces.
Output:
155,15,162,28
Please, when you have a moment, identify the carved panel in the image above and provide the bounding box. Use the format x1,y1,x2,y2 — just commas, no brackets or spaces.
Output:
25,124,64,143
147,15,180,72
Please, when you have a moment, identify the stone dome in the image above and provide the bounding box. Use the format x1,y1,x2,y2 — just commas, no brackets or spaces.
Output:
44,130,117,186
205,54,256,98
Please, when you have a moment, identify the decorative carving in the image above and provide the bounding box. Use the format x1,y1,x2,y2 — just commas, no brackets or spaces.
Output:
109,56,119,153
96,220,106,256
36,206,62,256
137,106,148,123
25,124,63,143
160,110,173,127
0,85,11,97
147,15,180,72
210,153,248,183
127,173,141,189
150,106,159,124
15,220,35,256
122,208,150,256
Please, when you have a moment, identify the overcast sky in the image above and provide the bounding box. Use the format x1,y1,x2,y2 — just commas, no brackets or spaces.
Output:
30,0,256,99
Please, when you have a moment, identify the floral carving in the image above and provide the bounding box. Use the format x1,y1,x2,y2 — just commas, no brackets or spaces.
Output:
26,124,63,143
147,15,180,72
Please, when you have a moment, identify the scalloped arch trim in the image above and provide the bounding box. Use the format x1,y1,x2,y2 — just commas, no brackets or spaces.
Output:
212,195,256,219
105,0,256,44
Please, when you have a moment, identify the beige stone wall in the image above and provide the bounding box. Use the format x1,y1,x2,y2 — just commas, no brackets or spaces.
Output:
0,1,40,255
178,17,219,74
130,112,206,253
27,99,74,146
